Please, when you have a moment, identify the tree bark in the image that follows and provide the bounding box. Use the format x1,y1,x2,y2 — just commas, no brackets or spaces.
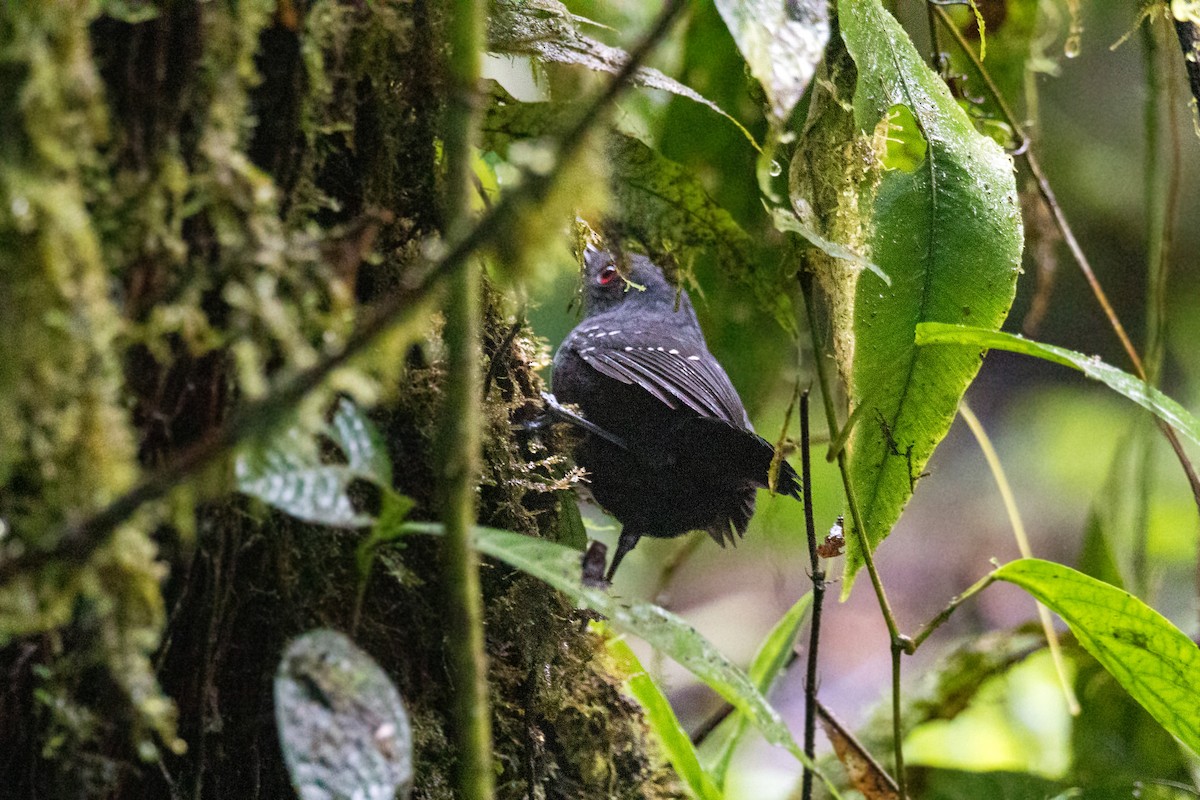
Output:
0,2,684,798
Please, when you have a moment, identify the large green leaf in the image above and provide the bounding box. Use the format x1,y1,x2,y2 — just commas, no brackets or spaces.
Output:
829,0,1023,594
604,631,723,800
994,559,1200,756
915,323,1200,447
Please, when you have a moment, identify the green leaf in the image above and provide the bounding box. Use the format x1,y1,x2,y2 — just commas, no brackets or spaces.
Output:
831,0,1023,595
99,0,160,23
914,324,1200,448
994,558,1200,757
398,521,839,795
713,0,829,123
701,592,812,788
356,489,419,583
488,0,756,147
554,491,589,551
236,399,390,527
1069,651,1196,793
329,397,392,486
605,630,723,800
1079,506,1127,592
769,203,888,285
275,629,413,800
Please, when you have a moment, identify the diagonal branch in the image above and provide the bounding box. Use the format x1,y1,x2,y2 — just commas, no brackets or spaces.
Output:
932,4,1200,529
0,0,690,584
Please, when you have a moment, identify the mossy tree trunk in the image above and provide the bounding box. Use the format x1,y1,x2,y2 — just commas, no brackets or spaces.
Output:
0,2,683,798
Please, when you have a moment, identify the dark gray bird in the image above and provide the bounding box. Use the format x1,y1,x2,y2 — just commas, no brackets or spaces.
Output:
547,248,801,581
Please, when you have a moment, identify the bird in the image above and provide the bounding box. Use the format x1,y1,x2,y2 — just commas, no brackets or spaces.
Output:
545,247,802,582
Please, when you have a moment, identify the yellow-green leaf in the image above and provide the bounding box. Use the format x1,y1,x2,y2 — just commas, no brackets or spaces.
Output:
994,558,1200,756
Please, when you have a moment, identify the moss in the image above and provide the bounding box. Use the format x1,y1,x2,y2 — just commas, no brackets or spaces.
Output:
0,0,686,796
0,0,176,768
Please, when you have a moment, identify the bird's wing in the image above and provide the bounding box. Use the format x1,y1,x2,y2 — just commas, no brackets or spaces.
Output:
672,416,803,498
576,334,749,427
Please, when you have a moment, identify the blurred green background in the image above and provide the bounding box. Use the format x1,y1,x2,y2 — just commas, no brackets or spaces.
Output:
518,2,1200,795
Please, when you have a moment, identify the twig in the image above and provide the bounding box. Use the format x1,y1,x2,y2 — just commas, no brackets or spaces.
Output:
957,400,1079,714
482,317,523,400
800,391,825,800
799,267,907,797
934,1,1200,595
798,270,901,646
1,0,690,584
908,571,996,651
689,699,737,747
889,643,906,793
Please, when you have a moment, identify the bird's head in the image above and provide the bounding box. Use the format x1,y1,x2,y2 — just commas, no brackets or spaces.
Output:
580,247,684,317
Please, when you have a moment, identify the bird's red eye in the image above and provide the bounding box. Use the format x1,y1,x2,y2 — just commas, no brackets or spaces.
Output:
597,264,618,286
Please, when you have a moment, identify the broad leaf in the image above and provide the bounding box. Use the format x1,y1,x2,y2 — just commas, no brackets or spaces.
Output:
275,629,413,800
994,558,1200,757
488,0,755,146
605,630,723,800
328,398,392,485
237,399,389,527
915,324,1200,448
805,1,1023,595
714,0,829,124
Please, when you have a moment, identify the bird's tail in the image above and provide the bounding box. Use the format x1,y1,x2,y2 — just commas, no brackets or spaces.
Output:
772,457,803,500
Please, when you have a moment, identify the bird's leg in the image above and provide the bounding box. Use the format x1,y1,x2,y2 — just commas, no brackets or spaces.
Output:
538,391,629,450
604,529,641,583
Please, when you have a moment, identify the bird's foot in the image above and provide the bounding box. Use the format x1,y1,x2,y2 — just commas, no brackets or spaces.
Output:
580,540,611,589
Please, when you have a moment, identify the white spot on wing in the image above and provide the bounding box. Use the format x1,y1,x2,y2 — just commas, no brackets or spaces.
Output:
687,355,701,361
669,349,679,355
624,347,633,352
